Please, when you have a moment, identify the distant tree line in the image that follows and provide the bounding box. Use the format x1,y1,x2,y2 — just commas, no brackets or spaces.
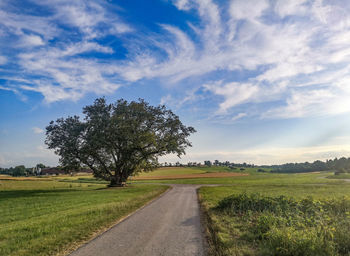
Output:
4,157,350,177
161,157,350,174
160,160,255,168
203,160,255,168
269,157,350,174
0,163,46,177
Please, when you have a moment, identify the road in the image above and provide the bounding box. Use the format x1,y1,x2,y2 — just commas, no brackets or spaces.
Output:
70,184,205,256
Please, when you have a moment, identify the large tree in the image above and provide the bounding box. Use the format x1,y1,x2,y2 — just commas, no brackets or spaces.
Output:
45,98,196,186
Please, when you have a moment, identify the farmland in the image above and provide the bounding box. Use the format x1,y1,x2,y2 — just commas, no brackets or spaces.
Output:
134,167,350,255
133,167,248,180
0,177,168,256
2,166,350,256
197,170,350,256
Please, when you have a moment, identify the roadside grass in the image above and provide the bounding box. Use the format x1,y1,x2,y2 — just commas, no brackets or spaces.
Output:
199,179,350,256
0,179,168,256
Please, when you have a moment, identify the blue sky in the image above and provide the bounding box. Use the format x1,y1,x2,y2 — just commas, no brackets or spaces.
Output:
1,0,350,168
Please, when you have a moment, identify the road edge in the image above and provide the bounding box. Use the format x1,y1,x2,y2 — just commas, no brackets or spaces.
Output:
61,185,172,256
197,186,224,256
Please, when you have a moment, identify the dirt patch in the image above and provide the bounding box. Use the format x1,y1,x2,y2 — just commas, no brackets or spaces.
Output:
133,172,248,180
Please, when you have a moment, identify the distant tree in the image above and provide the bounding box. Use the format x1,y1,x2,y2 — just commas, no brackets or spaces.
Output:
45,98,196,186
204,160,212,167
36,163,46,169
12,165,26,177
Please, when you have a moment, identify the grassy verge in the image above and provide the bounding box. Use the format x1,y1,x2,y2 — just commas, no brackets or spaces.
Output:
0,179,168,256
199,182,350,256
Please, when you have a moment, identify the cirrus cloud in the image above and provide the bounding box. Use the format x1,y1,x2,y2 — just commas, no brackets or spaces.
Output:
1,0,350,121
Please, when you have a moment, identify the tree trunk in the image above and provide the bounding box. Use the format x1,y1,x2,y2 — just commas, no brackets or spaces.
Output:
109,174,126,187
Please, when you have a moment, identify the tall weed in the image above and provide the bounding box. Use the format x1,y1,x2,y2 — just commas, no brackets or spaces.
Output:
216,193,350,255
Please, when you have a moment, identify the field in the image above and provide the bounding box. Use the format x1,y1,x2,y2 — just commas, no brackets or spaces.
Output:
132,167,350,255
3,167,350,256
133,166,248,180
0,178,168,256
197,170,350,256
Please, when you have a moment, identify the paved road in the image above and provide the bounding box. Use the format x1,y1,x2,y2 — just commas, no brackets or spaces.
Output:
70,185,205,256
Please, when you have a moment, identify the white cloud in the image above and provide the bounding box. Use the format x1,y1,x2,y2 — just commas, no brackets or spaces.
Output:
21,34,45,47
1,0,350,120
204,82,259,113
0,9,58,39
274,0,307,18
0,1,127,102
0,56,7,65
111,23,133,34
231,112,247,121
173,0,191,10
32,127,44,134
160,144,350,165
230,0,269,20
0,154,6,166
0,145,58,168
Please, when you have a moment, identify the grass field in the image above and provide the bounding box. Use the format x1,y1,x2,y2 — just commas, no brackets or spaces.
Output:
326,173,350,180
198,171,350,256
53,166,250,183
3,166,350,256
135,170,340,185
133,166,246,180
132,167,350,255
0,178,168,256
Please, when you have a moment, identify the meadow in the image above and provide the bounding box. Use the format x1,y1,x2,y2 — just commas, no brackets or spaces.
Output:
0,177,168,256
130,166,350,255
2,166,350,256
197,170,350,256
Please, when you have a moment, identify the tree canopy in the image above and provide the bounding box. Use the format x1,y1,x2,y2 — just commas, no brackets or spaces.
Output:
45,98,196,186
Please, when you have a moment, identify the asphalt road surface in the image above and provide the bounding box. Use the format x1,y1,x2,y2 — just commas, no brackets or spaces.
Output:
70,184,205,256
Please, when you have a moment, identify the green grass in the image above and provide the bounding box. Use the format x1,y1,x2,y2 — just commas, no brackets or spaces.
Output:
326,173,350,180
198,173,350,256
2,167,347,256
135,171,338,185
135,166,243,178
0,179,168,256
136,167,207,177
58,177,109,184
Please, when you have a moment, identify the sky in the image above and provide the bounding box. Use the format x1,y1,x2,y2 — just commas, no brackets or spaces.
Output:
1,0,350,168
